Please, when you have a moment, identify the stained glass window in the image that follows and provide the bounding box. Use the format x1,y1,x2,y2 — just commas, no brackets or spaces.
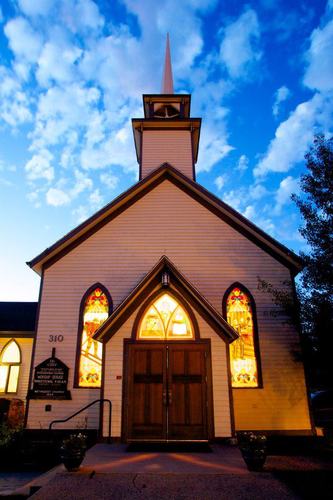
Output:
0,340,21,393
78,288,109,387
138,293,193,340
226,287,258,387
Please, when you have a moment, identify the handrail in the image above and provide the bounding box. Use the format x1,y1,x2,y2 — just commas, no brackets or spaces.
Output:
48,399,112,443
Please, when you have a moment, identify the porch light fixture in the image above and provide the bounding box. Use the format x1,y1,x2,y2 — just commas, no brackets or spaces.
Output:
161,271,169,287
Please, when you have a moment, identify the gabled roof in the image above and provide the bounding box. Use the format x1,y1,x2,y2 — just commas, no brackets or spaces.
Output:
27,163,303,275
93,256,238,344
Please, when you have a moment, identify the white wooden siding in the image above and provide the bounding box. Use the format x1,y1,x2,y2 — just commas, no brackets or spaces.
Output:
142,130,193,179
27,180,311,433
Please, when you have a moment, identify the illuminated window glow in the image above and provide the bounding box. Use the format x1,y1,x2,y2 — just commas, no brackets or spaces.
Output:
79,288,109,388
0,340,21,393
138,293,193,340
227,287,258,387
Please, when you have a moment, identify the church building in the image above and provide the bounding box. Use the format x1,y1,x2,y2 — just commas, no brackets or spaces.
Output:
23,37,312,441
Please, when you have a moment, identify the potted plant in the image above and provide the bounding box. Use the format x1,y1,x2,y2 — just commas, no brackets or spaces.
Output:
237,431,267,471
59,433,87,472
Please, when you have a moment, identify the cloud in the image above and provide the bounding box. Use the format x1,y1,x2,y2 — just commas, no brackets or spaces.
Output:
72,204,89,223
62,0,104,33
274,175,300,214
0,66,32,126
222,179,269,210
249,184,268,199
71,169,93,196
222,189,243,211
80,122,138,174
89,188,103,210
3,0,234,209
236,154,249,172
197,130,234,172
254,92,331,177
27,190,42,208
36,39,83,87
100,173,119,190
219,8,261,79
255,5,333,177
31,84,101,150
272,85,291,117
45,169,93,206
214,174,227,191
46,187,71,206
303,16,333,92
243,205,255,219
25,149,54,181
242,204,276,236
18,0,55,17
4,17,43,64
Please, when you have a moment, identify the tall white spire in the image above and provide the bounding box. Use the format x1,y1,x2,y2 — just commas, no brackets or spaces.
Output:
161,33,174,94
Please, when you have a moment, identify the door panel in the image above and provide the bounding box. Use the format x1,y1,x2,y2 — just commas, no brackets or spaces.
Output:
168,345,208,440
125,342,210,442
127,345,166,440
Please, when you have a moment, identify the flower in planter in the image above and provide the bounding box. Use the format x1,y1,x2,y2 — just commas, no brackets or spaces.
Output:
61,433,87,454
237,432,267,471
60,433,87,472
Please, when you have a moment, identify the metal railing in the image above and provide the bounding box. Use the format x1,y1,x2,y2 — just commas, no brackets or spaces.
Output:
48,399,112,443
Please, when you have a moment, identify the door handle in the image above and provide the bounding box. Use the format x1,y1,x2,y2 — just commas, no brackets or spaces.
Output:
168,390,172,405
163,391,168,406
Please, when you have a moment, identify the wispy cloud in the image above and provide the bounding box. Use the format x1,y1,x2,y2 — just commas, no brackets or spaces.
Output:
219,8,262,79
0,0,237,210
274,175,300,214
255,1,333,177
272,85,291,117
214,174,227,191
304,13,333,92
236,154,249,172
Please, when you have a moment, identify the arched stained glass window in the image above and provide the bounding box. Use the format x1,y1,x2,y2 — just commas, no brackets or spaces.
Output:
226,287,259,388
0,340,21,393
78,287,109,388
138,293,193,340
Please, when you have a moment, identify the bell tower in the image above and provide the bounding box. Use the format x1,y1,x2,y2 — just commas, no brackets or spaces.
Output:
132,34,201,181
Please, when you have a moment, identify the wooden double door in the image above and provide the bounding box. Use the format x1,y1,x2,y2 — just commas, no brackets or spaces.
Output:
124,341,212,442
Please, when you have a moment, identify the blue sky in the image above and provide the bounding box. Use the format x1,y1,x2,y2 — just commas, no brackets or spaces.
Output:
0,0,332,301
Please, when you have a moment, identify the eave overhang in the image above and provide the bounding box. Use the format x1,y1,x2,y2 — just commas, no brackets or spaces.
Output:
27,163,303,275
132,117,201,164
93,256,239,344
142,94,191,118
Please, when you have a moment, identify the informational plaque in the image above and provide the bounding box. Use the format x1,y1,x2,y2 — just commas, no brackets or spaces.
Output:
29,349,71,400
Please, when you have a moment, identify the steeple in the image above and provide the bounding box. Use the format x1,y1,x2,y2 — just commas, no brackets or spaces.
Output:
132,36,201,181
161,33,174,94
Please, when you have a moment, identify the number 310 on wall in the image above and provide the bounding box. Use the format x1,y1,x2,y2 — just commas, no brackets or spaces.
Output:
48,334,64,342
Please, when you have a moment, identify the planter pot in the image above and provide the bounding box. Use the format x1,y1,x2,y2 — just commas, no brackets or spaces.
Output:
241,451,266,471
60,451,85,472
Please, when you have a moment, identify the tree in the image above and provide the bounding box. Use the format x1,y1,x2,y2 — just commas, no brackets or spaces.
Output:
292,134,333,388
258,135,333,388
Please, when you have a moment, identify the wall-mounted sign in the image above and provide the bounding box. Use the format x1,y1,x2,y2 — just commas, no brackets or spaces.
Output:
29,349,71,400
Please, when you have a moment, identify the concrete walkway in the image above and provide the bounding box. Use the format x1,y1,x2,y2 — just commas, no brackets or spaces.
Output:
80,443,250,474
27,444,298,499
